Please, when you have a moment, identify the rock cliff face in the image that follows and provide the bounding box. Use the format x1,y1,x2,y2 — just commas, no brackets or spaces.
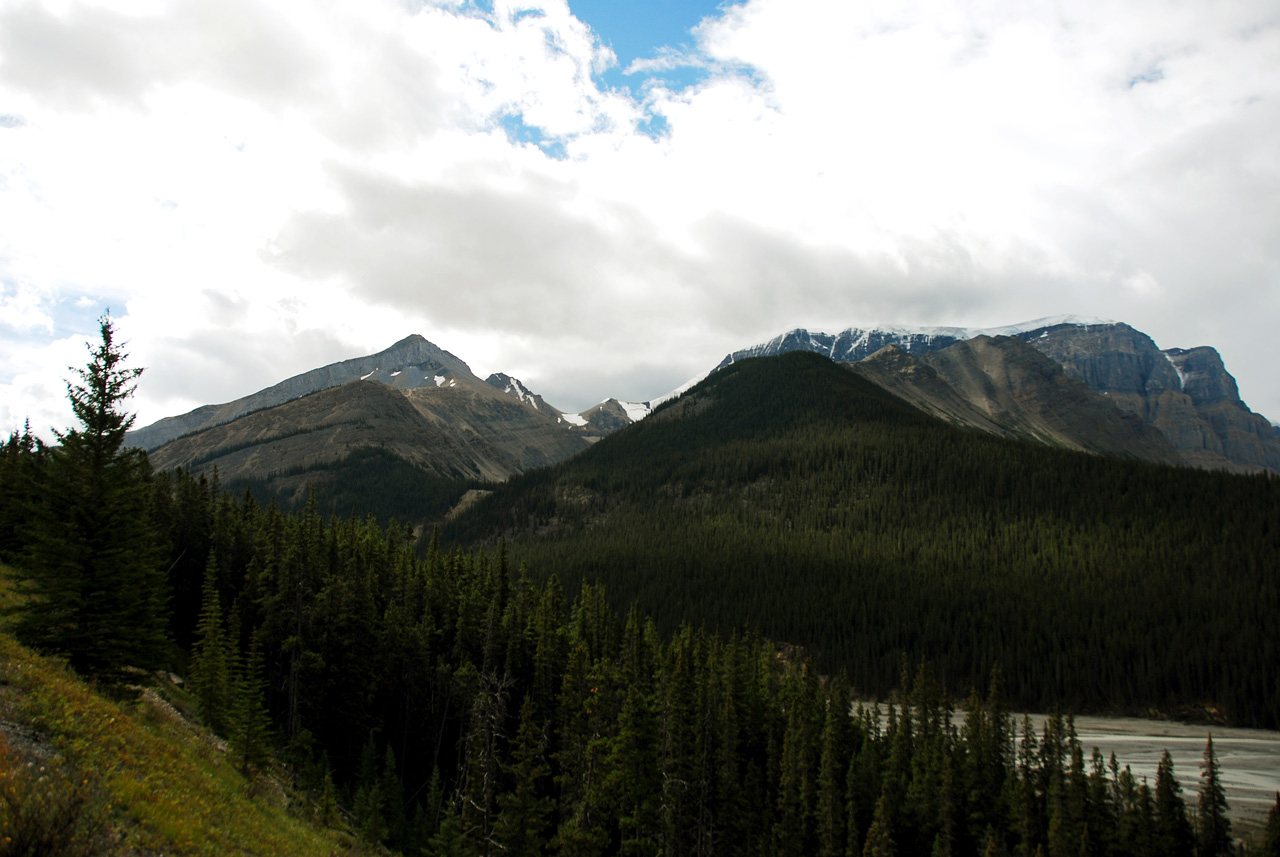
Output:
1163,347,1280,471
847,337,1183,464
1018,323,1280,472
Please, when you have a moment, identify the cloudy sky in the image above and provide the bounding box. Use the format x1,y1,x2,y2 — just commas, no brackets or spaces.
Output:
2,0,1278,438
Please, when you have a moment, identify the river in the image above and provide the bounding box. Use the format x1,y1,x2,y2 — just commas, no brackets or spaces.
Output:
1061,714,1279,833
868,706,1280,833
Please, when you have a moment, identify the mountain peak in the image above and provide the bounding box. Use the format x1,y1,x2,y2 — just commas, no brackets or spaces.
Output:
485,373,552,412
373,334,472,378
128,333,477,450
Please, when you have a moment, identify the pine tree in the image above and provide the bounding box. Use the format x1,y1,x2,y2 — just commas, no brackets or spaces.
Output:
353,732,388,845
1196,735,1232,857
12,313,168,683
228,635,274,775
1154,750,1194,857
863,790,897,857
0,422,40,561
606,687,661,856
188,553,233,733
380,746,407,851
817,682,852,857
494,699,556,856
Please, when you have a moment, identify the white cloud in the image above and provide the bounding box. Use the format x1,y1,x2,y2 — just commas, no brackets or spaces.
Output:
1,0,1278,430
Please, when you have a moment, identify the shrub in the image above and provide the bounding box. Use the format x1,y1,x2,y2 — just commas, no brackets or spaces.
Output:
0,734,107,857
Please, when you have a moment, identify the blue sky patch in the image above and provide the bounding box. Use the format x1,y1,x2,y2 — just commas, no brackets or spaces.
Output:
569,0,727,90
500,112,569,160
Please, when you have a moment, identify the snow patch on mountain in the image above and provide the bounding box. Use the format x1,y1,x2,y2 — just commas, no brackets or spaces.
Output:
498,375,540,409
864,315,1115,341
620,402,651,422
649,373,709,411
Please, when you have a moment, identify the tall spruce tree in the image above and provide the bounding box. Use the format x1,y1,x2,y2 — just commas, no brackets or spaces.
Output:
1196,735,1232,857
188,553,233,733
11,313,168,683
229,634,274,775
1154,750,1195,857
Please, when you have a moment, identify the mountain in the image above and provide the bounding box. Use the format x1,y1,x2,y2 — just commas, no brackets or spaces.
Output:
128,334,474,450
708,316,1279,473
136,335,596,511
847,335,1183,464
1027,326,1280,472
132,314,1276,519
485,372,557,414
146,374,587,487
483,373,648,439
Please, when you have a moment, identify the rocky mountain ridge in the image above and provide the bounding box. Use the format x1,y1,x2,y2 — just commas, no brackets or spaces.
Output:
128,334,473,450
715,317,1279,473
847,336,1183,465
713,314,1113,369
135,336,604,496
133,316,1278,498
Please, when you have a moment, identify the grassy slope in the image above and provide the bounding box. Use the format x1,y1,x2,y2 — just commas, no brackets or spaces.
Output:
0,565,352,857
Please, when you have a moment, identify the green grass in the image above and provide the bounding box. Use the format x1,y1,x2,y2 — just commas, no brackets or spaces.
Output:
0,565,357,856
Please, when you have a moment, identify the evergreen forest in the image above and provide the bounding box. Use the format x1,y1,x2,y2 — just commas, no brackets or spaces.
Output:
444,352,1280,730
2,319,1278,856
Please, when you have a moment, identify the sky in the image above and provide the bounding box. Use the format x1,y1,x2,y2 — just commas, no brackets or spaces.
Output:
1,0,1278,439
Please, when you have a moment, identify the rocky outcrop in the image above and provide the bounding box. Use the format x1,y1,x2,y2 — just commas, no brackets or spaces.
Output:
485,374,637,441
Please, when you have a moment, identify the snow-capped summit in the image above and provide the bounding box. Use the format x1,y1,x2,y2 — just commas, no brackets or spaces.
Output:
713,316,1118,372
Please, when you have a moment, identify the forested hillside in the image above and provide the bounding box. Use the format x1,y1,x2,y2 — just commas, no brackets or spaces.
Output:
11,471,1267,857
445,352,1280,728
